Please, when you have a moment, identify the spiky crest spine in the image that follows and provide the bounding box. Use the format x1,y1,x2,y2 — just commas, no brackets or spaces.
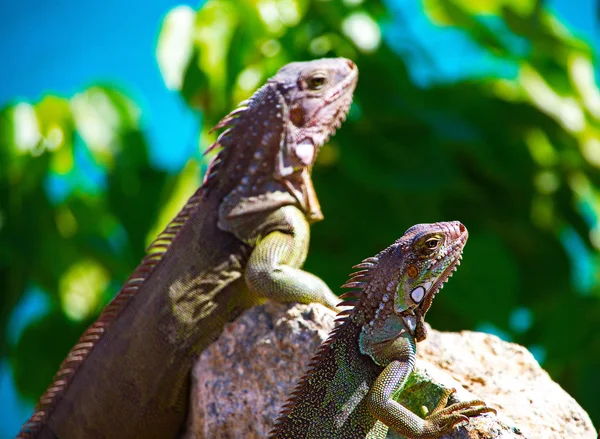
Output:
18,96,258,437
268,255,379,437
202,102,249,189
15,165,226,438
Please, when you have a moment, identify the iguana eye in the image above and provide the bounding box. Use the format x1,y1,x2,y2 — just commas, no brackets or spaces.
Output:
307,73,327,90
425,238,440,249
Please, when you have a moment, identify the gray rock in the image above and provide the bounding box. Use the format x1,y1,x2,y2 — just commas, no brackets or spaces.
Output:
418,328,596,439
184,302,596,439
184,302,335,439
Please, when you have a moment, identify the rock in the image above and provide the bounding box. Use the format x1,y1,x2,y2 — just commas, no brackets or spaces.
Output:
418,329,596,439
184,302,596,439
184,302,336,439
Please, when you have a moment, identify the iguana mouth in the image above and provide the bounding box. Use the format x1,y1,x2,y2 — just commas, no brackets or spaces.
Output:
418,230,467,316
324,63,358,104
307,62,358,142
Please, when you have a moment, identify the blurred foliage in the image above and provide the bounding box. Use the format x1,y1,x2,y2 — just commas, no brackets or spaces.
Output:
1,0,600,428
0,87,194,400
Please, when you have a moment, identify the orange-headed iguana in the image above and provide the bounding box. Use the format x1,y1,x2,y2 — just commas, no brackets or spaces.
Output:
270,221,495,439
18,58,358,439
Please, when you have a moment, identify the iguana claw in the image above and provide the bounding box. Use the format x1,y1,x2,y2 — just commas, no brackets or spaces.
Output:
424,388,496,436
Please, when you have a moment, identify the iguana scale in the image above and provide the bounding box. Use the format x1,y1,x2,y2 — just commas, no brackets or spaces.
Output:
270,221,495,439
18,58,358,439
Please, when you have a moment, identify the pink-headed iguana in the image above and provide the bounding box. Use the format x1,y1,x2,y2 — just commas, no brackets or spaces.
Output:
270,221,495,439
18,58,358,439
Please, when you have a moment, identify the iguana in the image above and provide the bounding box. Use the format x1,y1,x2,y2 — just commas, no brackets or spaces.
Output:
18,58,358,439
270,221,496,439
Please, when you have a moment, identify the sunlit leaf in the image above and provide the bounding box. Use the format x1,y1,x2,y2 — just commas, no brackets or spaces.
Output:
11,103,42,156
157,5,196,90
70,87,141,167
193,0,240,113
342,12,381,53
59,259,109,321
423,0,536,26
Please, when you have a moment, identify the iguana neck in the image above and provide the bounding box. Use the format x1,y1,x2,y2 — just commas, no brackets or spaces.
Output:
203,83,320,222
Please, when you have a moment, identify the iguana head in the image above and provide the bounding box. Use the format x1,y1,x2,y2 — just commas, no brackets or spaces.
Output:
391,221,468,317
342,222,467,341
271,57,358,168
204,58,357,200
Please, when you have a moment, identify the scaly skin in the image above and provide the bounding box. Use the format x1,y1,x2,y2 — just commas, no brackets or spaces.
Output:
270,221,496,439
18,58,358,439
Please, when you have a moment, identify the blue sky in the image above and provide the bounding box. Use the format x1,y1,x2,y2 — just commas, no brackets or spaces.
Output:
0,0,199,172
0,0,597,436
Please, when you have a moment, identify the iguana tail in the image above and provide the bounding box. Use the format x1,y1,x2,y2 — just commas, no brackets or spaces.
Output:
17,188,204,438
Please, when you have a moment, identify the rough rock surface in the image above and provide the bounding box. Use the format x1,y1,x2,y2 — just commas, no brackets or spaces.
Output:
184,302,596,439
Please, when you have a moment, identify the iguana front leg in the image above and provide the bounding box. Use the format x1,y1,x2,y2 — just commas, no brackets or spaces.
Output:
364,330,494,439
244,205,339,310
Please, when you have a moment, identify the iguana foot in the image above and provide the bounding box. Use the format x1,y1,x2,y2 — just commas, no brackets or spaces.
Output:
423,388,496,437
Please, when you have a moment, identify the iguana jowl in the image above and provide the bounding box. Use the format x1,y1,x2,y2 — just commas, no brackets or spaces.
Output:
19,58,358,439
270,221,495,439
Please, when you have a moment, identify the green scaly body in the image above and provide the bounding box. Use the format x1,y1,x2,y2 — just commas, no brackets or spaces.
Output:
270,221,495,439
18,58,358,439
